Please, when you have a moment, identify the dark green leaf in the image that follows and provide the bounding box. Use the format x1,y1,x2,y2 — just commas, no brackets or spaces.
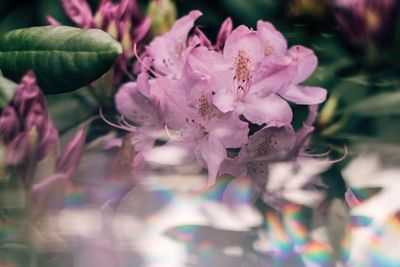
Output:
342,92,400,117
0,26,122,94
0,75,17,108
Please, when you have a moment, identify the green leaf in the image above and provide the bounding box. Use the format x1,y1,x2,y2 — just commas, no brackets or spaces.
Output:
342,91,400,117
0,26,122,94
0,75,17,108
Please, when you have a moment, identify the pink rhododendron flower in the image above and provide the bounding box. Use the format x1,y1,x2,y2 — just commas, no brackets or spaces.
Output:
146,10,202,78
116,10,327,188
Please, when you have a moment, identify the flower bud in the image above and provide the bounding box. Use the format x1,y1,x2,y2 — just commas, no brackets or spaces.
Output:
24,102,48,137
193,28,213,49
6,132,30,166
0,106,20,144
12,71,45,118
117,0,141,21
318,92,339,127
58,0,150,84
216,17,233,50
56,127,85,178
37,120,59,161
61,0,94,28
147,0,177,36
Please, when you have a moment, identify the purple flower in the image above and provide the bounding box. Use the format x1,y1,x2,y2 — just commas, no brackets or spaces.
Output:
116,10,326,189
187,21,326,125
150,70,249,186
49,0,151,83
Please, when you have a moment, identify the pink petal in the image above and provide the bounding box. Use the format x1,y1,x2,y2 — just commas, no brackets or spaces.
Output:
169,10,202,42
56,127,85,177
208,112,249,148
132,16,151,43
256,20,288,56
199,136,226,187
194,28,213,49
251,55,297,98
46,16,61,26
281,85,327,105
150,78,190,129
146,11,202,77
288,45,318,84
223,25,264,66
216,17,233,50
246,124,296,162
239,94,293,125
187,47,229,76
146,36,182,76
212,89,236,113
186,47,232,92
115,81,160,127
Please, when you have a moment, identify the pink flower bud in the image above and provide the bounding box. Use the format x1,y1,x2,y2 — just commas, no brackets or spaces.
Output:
12,71,45,118
0,106,20,144
46,16,61,26
5,132,30,166
61,0,94,28
56,127,85,178
132,16,151,43
216,17,233,50
194,28,213,49
24,103,48,136
117,0,141,22
37,120,59,160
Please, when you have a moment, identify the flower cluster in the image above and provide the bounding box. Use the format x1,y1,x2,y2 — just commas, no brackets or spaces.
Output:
48,0,151,83
116,11,327,187
0,72,84,190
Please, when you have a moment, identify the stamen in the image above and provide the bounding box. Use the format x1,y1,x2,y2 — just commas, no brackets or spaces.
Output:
100,108,137,132
254,134,278,157
164,124,175,139
234,49,252,98
133,43,162,78
264,41,274,56
197,91,213,120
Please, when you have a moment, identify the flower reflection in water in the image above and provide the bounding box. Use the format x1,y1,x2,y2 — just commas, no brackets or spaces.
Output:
3,143,400,266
